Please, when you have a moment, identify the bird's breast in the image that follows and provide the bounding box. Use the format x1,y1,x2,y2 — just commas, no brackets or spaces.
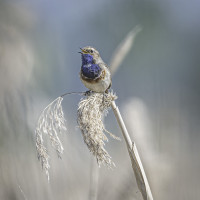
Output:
80,67,111,93
81,64,101,79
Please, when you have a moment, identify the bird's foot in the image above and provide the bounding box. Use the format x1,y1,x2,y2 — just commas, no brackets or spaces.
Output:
84,90,92,96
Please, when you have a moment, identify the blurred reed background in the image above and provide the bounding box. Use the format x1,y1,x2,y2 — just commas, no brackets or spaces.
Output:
0,0,200,199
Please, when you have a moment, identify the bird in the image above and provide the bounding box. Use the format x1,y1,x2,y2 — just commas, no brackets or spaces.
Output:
79,46,111,93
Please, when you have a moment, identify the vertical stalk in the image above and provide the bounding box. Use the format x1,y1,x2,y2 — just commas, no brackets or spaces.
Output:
111,101,153,200
89,156,99,200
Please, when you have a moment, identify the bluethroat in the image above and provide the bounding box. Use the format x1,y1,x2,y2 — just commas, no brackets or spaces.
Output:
79,46,111,93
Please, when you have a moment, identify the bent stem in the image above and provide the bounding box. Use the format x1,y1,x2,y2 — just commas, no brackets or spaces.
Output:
111,101,153,200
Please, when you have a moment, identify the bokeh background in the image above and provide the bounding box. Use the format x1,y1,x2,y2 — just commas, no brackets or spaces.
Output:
0,0,200,199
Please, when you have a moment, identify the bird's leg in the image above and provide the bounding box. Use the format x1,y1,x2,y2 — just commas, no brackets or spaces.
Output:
102,92,105,104
105,89,109,94
102,91,108,104
102,86,111,104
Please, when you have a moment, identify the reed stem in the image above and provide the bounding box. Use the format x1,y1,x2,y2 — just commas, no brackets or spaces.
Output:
111,101,153,200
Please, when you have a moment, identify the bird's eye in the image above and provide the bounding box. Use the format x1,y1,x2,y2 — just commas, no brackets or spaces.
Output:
90,49,94,53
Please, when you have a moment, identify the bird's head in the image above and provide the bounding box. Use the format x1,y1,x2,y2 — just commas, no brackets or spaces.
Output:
80,46,101,64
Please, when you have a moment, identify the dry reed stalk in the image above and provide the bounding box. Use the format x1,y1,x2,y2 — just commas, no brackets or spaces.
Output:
111,101,153,200
89,156,99,200
109,25,142,75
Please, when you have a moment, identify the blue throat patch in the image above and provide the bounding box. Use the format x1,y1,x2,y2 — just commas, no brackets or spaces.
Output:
81,54,93,65
81,54,101,79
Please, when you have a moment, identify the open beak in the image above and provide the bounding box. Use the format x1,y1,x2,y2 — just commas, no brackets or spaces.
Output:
78,47,87,54
78,48,83,54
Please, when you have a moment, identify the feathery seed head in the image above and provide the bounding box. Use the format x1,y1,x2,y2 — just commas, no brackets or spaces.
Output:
77,91,118,168
35,97,67,180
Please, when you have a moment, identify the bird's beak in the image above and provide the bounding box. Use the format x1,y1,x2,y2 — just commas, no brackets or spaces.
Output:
78,47,87,54
78,48,83,54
